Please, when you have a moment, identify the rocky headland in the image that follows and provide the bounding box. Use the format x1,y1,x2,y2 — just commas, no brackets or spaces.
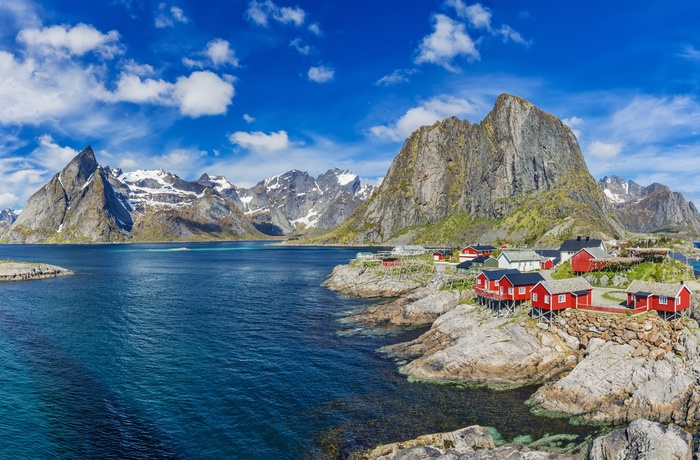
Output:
325,261,700,456
0,262,73,281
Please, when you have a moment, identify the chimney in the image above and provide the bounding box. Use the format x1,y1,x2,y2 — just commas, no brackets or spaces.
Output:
576,236,581,241
586,236,590,241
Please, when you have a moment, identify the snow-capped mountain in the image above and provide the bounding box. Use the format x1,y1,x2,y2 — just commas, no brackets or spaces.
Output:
1,146,374,243
599,175,700,233
236,168,374,235
0,209,17,229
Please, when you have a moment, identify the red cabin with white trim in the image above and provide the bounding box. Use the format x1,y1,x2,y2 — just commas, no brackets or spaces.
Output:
626,280,692,313
530,278,593,311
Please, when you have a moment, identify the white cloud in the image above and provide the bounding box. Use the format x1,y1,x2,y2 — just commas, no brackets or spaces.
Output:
229,130,290,152
173,71,235,117
290,38,311,55
0,50,107,125
415,14,479,72
587,140,624,160
447,1,492,29
111,73,173,104
677,44,700,62
495,25,529,45
308,65,334,83
155,3,189,28
243,113,255,123
32,134,81,172
370,95,478,141
274,5,305,26
308,23,321,36
106,70,235,117
121,60,155,77
375,68,417,86
17,23,123,58
245,1,306,27
610,95,700,143
182,57,204,68
563,116,583,139
0,192,19,208
205,38,239,67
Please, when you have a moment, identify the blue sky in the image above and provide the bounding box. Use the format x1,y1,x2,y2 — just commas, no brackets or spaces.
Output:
1,0,700,209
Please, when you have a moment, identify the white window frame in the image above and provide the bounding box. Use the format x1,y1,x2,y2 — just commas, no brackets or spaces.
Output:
659,296,667,305
532,293,538,302
508,287,514,295
544,295,550,304
519,287,526,295
558,294,566,303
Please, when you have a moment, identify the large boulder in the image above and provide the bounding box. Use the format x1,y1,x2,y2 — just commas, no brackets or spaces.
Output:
589,419,692,460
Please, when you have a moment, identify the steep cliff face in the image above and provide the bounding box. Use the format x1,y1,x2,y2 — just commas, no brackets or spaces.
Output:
322,94,623,245
236,168,374,236
600,175,700,233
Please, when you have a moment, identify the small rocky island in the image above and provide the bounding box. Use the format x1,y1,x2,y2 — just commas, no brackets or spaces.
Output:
325,258,700,459
0,261,73,281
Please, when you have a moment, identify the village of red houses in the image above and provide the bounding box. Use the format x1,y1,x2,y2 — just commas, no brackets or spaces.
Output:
357,236,694,322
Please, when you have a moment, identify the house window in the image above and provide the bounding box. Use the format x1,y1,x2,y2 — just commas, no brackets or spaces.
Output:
558,294,566,303
519,287,526,295
478,278,483,285
544,295,550,304
500,287,504,294
532,293,538,302
677,296,681,305
495,281,499,287
508,287,513,295
659,296,667,305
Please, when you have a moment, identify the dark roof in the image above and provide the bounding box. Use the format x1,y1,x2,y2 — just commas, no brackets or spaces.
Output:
572,290,591,296
432,250,448,256
534,249,561,264
471,255,490,263
634,291,652,298
559,238,603,252
501,272,544,286
481,268,520,280
456,261,472,269
467,244,497,251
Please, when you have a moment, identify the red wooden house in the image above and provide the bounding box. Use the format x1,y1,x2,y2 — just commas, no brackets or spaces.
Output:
382,258,401,267
497,272,545,302
541,258,555,269
460,244,497,262
570,247,611,274
474,269,520,293
626,280,692,314
531,278,593,311
432,251,448,261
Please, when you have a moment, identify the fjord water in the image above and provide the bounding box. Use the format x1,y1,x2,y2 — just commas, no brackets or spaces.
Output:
0,242,592,459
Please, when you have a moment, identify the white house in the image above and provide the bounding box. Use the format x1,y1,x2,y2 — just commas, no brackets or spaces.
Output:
497,249,543,271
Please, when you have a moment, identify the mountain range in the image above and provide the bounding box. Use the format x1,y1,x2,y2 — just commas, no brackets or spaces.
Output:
1,148,373,243
599,175,700,234
3,93,699,245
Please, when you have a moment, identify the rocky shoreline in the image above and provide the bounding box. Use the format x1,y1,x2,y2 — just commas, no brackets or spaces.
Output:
325,261,700,458
0,262,73,281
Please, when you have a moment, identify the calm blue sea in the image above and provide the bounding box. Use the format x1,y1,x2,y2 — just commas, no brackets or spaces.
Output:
0,242,594,459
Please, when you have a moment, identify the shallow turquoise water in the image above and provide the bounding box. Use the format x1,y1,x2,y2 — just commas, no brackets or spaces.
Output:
0,242,595,459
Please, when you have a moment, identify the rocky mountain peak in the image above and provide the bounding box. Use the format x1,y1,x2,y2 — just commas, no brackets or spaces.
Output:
321,93,622,245
58,145,99,193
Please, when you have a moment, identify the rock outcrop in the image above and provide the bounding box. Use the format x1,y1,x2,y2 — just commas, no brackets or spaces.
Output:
237,168,373,236
589,419,693,460
321,94,624,246
323,263,426,298
382,304,579,387
599,175,700,233
0,262,72,281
